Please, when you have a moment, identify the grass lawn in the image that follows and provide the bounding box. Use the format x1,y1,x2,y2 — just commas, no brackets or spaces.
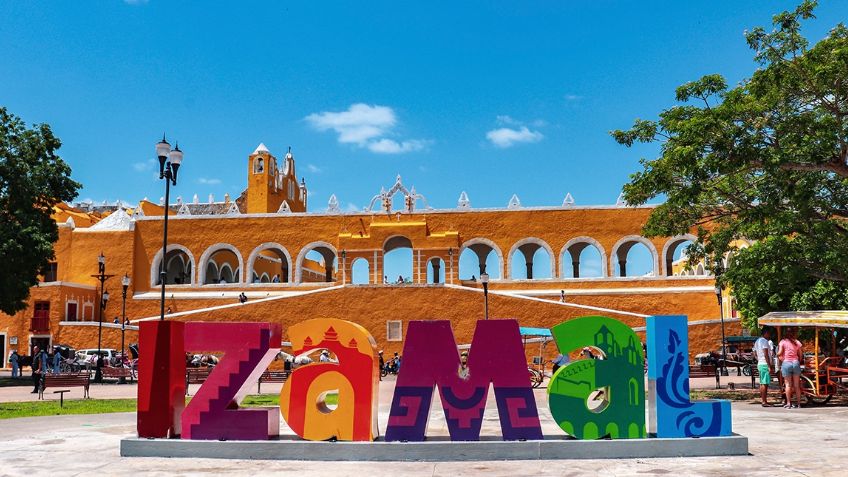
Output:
0,398,137,419
0,393,339,420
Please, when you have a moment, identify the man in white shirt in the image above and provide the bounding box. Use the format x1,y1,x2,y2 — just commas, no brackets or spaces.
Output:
753,328,775,406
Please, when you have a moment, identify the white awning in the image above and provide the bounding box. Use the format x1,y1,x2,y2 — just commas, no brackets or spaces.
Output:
759,311,848,329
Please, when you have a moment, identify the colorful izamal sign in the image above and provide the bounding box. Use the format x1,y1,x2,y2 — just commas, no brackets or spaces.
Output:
136,315,731,441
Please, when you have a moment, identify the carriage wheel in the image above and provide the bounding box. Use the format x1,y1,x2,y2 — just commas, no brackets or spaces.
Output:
529,368,543,388
800,375,834,405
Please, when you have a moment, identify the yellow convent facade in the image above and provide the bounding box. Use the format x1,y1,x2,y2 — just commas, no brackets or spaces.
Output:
0,144,742,364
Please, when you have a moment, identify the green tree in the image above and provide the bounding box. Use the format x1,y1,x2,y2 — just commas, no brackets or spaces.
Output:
610,1,848,328
0,107,80,315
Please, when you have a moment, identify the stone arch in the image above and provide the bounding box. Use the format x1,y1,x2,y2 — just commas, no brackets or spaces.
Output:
660,234,698,276
204,261,219,283
427,257,446,284
198,243,245,284
609,235,659,277
382,235,414,252
559,236,608,278
459,237,504,279
351,257,370,284
295,241,338,284
246,242,293,284
219,263,235,283
150,244,197,287
507,237,555,279
383,235,414,283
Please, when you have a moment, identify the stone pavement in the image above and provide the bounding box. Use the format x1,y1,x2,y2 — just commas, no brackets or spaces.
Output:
1,377,846,476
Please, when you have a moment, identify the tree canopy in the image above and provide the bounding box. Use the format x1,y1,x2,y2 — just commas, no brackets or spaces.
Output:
611,1,848,328
0,107,80,315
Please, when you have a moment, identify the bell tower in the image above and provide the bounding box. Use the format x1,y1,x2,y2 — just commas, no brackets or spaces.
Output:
246,143,307,213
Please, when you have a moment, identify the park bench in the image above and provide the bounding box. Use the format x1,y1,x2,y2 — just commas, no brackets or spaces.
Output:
39,373,90,400
257,370,289,393
750,365,782,389
688,364,719,389
185,367,212,395
101,366,134,383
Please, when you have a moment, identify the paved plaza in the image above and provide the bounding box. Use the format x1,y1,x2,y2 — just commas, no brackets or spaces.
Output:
1,375,846,476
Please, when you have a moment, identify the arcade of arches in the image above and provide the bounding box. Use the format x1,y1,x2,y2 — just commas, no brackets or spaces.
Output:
0,148,739,363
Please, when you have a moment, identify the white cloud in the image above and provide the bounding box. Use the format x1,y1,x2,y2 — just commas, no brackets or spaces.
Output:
132,159,155,172
367,139,428,154
196,177,222,185
305,103,428,155
496,115,521,126
306,164,322,173
564,94,582,101
486,126,544,148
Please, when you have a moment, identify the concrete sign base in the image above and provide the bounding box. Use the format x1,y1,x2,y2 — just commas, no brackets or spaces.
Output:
120,434,748,461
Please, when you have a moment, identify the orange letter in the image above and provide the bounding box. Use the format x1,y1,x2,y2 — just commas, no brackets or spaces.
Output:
279,319,379,441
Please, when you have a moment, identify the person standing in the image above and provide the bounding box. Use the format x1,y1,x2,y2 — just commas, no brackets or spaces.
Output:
378,351,384,381
778,328,803,409
52,346,61,374
31,346,47,394
753,328,775,406
9,350,19,378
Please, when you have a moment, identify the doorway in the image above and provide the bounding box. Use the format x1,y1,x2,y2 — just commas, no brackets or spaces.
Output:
30,336,51,355
0,334,5,369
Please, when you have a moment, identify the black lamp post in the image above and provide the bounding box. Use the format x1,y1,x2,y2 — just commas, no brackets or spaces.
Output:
121,274,130,366
480,272,490,320
714,283,728,378
156,136,184,321
92,253,113,383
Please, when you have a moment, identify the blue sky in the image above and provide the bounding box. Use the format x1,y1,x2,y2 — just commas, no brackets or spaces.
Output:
2,1,845,279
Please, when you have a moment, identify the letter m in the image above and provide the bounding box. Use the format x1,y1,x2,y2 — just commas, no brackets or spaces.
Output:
385,320,542,441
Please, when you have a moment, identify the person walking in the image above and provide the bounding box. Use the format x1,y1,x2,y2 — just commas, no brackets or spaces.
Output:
52,346,62,374
31,346,47,394
778,327,803,409
753,328,775,406
9,350,19,378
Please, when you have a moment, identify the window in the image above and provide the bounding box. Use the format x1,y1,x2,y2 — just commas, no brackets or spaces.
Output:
387,320,403,341
34,302,50,317
254,158,264,174
42,262,58,282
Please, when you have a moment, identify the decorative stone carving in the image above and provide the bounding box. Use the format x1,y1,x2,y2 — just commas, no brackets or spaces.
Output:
327,194,341,214
365,175,432,213
562,192,575,206
508,194,521,209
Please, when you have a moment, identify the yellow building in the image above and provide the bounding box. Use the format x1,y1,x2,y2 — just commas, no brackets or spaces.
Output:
0,144,742,363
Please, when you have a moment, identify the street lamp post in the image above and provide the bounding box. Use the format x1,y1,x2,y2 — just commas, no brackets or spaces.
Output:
156,136,184,321
480,272,490,320
121,274,130,366
714,283,728,379
91,252,114,383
